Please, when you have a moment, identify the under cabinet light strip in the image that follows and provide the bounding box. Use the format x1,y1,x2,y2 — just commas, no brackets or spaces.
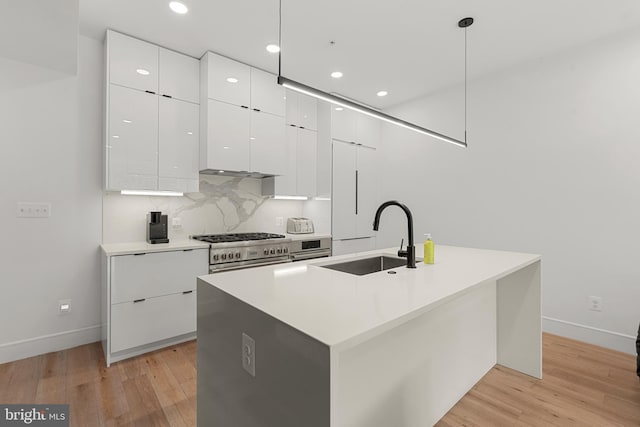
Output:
277,76,467,148
273,195,309,201
121,190,184,197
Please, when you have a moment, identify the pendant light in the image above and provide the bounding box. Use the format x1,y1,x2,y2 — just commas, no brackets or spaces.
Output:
276,0,474,148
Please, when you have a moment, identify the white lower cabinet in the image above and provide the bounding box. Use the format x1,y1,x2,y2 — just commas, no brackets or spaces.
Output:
102,248,208,366
111,291,197,353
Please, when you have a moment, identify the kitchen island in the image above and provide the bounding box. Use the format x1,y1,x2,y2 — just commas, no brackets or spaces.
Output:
197,245,541,427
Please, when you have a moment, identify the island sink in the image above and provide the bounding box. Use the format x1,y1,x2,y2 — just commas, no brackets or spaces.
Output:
320,255,408,276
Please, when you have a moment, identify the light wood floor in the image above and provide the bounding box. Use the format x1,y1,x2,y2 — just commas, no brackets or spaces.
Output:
0,333,638,426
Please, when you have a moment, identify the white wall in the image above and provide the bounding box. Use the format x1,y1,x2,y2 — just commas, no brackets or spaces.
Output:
375,29,640,354
0,36,103,363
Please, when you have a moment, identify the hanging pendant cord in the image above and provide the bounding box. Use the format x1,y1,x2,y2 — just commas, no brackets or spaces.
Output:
464,25,467,144
278,0,282,77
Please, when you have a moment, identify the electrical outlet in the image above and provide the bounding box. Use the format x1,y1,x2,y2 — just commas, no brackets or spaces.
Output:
172,217,182,228
588,296,602,312
242,333,255,377
59,299,71,315
275,217,284,227
17,202,51,218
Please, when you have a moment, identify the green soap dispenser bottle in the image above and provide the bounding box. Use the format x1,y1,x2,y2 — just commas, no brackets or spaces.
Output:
423,233,434,264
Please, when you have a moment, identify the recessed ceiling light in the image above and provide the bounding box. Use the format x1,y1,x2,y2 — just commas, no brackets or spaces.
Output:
223,146,230,149
219,170,225,173
266,44,280,53
331,71,343,79
112,135,120,139
250,137,256,140
187,131,193,135
334,107,343,111
169,1,188,14
377,91,388,97
226,77,238,83
136,69,150,76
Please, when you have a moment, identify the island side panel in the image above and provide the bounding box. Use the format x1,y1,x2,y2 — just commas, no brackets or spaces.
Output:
197,278,330,427
332,281,498,427
497,260,542,378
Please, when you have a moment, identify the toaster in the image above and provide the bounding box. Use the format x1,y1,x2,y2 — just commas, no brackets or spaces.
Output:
287,217,314,234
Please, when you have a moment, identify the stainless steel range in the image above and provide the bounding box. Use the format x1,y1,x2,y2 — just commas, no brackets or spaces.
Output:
191,232,291,273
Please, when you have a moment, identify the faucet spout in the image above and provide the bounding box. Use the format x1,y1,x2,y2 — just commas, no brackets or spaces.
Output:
373,201,416,268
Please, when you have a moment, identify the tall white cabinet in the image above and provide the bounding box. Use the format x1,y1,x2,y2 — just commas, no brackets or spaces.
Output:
330,107,381,255
200,52,286,176
105,30,200,192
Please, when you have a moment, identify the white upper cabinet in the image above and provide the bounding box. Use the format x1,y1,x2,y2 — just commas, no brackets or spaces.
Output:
200,51,286,175
331,107,358,143
356,114,381,148
107,85,159,190
286,90,317,131
250,110,286,176
331,107,381,148
159,48,199,104
203,52,250,107
251,68,285,116
105,31,200,192
158,97,200,193
204,99,251,172
108,31,158,93
296,128,317,196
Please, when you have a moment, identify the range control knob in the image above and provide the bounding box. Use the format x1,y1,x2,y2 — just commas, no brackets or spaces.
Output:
213,254,219,261
269,249,275,255
263,249,269,255
283,247,288,253
235,252,241,259
277,248,282,254
221,253,227,260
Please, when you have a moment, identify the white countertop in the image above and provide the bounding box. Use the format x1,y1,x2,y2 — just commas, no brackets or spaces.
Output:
199,245,540,350
101,240,210,256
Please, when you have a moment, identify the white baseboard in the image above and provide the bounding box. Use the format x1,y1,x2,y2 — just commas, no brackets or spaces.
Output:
0,325,101,364
542,316,636,355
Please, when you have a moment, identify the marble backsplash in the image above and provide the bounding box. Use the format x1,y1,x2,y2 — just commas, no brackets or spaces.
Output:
102,174,323,243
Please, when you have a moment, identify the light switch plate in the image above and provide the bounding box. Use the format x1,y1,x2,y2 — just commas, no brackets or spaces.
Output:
242,333,255,377
17,202,51,218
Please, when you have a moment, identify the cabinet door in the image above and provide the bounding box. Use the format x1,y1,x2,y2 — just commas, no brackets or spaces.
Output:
331,107,357,143
250,111,286,175
159,98,199,192
297,93,318,131
355,146,377,238
159,48,199,104
272,126,298,195
108,31,158,93
110,291,196,353
205,52,250,107
332,140,357,239
297,128,317,197
107,84,158,191
111,249,208,304
205,99,251,172
251,68,285,117
285,90,299,126
357,114,381,148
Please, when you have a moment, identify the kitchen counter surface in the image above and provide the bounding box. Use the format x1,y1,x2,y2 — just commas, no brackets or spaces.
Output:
101,240,210,256
198,244,540,350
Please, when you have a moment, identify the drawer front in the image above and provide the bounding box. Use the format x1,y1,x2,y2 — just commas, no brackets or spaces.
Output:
110,291,196,353
111,249,208,304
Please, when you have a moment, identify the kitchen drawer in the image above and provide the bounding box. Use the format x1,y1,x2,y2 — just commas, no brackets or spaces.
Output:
111,249,208,304
110,291,196,353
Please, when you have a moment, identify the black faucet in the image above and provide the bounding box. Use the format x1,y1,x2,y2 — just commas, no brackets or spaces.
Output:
372,201,416,268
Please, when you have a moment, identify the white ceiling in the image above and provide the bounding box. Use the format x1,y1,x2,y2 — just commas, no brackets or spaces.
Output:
80,0,640,108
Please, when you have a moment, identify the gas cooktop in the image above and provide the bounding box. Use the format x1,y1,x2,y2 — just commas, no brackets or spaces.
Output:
191,232,286,244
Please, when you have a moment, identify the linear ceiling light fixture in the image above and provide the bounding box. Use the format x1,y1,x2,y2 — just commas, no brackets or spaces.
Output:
275,0,473,148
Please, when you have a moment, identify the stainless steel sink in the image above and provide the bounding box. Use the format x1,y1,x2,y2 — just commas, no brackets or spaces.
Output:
320,256,408,276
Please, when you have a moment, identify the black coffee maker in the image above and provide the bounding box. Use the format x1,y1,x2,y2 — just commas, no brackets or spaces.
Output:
147,211,169,244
